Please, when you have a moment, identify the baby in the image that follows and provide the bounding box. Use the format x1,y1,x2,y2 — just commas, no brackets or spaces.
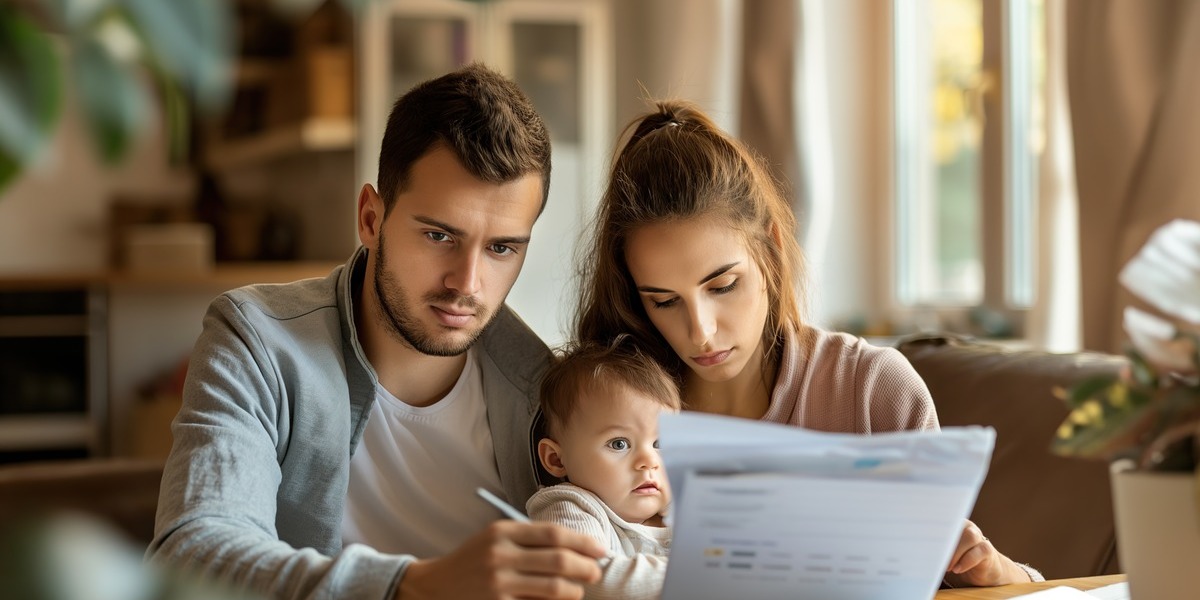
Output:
528,339,682,600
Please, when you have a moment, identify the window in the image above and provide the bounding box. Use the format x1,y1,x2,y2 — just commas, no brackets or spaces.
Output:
893,0,1045,335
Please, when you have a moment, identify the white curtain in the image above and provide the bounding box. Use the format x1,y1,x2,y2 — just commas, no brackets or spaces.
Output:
738,0,832,320
1026,0,1080,352
611,0,741,134
612,0,831,320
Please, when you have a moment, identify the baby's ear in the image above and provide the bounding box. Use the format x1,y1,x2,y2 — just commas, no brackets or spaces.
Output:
537,438,568,478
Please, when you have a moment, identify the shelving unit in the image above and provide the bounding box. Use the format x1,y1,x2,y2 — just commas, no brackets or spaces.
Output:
0,415,95,453
107,260,343,290
0,260,347,460
0,262,341,290
203,118,357,172
0,286,107,459
196,0,360,261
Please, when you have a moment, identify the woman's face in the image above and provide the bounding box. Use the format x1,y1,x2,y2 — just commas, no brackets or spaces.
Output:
624,217,772,383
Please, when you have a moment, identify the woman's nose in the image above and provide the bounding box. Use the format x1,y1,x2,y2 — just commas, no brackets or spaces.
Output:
687,302,716,349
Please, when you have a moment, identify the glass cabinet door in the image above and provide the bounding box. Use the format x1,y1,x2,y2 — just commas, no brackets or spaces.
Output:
358,0,481,190
388,16,472,101
491,1,611,346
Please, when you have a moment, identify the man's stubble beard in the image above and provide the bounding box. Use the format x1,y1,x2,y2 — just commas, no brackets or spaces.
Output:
372,232,497,357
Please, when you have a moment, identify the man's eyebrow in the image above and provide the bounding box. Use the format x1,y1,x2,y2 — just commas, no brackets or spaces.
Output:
414,216,463,237
413,216,530,245
636,262,740,294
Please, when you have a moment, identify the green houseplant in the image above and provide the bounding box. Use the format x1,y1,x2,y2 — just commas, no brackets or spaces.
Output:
1051,218,1200,481
1051,219,1200,599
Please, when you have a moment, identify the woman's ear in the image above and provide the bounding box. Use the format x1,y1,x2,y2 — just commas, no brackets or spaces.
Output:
537,438,568,478
768,222,784,248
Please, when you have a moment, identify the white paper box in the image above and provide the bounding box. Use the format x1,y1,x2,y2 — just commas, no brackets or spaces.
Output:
125,223,215,272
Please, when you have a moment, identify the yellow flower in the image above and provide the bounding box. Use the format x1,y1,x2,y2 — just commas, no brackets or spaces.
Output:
1057,423,1073,439
1107,384,1129,408
1069,408,1089,425
1083,400,1105,426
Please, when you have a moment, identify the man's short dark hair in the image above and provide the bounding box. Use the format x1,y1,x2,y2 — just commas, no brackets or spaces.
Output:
376,63,552,214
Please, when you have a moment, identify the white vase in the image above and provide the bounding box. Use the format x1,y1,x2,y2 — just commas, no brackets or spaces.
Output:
1111,469,1200,599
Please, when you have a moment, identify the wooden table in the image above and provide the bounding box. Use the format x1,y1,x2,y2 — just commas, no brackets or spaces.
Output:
935,574,1127,599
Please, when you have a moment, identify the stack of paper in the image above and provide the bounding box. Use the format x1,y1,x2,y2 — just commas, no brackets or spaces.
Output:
1010,583,1130,599
658,413,996,600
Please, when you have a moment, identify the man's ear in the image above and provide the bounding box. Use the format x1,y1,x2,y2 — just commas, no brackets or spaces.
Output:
537,438,568,478
357,184,384,247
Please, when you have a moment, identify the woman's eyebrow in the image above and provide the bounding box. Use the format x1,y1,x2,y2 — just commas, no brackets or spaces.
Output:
636,262,741,294
699,262,739,285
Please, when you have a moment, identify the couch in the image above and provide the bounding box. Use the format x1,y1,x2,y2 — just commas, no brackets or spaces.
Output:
897,333,1126,580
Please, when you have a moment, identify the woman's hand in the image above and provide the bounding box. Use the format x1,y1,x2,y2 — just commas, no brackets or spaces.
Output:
943,520,1033,587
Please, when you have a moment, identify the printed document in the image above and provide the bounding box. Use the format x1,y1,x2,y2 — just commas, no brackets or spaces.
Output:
658,412,995,600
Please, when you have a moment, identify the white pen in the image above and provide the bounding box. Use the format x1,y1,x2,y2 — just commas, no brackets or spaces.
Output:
476,487,530,523
475,487,612,569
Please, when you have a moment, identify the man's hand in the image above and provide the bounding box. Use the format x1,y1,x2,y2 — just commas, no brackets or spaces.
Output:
396,521,607,599
943,520,1031,587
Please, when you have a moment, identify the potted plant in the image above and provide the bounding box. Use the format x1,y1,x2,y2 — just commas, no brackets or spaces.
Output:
1051,219,1200,600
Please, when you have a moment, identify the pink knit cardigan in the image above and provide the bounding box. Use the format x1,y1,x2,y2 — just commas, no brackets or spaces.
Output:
761,328,940,433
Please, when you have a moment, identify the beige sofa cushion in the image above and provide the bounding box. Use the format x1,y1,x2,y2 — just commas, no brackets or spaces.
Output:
898,334,1125,580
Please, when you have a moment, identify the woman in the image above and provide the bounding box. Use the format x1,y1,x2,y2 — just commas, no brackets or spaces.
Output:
575,100,1041,587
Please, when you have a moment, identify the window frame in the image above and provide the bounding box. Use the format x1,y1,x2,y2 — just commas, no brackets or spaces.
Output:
890,0,1041,338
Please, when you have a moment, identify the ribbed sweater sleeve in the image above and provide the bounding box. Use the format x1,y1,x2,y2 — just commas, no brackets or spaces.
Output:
762,328,940,432
527,484,669,600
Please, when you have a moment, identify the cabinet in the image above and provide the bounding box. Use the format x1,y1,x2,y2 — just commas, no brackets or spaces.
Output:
0,284,107,461
357,0,613,346
0,263,340,461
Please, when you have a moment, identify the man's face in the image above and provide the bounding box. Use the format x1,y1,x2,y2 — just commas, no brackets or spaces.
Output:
363,145,543,356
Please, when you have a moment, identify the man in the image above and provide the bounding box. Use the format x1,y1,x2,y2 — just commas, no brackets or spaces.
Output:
148,64,605,599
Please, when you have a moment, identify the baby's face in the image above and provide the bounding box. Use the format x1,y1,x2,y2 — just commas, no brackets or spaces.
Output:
554,383,673,524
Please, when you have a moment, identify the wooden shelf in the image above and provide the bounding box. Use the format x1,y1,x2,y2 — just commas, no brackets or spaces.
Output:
108,261,343,290
236,58,286,86
0,261,343,291
0,415,94,452
204,118,357,172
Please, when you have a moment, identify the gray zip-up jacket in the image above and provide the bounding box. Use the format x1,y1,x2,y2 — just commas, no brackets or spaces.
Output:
148,246,551,600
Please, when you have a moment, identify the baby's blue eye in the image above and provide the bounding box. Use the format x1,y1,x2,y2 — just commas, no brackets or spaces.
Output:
607,439,630,451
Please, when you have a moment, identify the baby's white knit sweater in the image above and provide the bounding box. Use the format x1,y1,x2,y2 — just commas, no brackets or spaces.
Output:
526,483,671,600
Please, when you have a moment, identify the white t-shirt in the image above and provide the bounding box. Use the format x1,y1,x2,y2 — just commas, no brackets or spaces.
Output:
341,349,507,558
